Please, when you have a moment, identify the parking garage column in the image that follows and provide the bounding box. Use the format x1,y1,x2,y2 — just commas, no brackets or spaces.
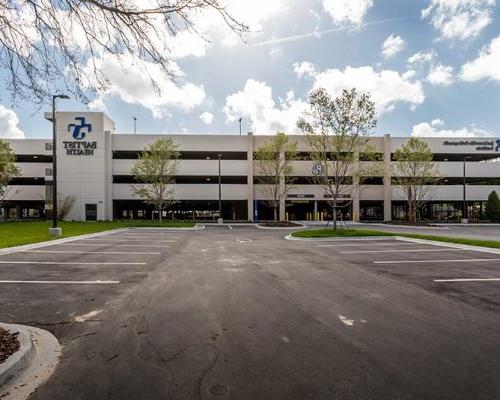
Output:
383,133,392,222
247,133,254,222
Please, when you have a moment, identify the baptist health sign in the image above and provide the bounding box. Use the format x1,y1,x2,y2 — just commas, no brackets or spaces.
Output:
50,111,115,221
63,117,98,155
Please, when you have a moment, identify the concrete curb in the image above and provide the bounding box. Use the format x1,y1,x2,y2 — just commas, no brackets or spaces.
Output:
285,233,500,255
0,224,205,256
0,228,129,256
394,236,500,256
284,234,398,241
0,324,33,388
0,323,61,399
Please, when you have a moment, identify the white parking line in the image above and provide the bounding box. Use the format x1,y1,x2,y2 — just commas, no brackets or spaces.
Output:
341,249,466,254
55,244,168,248
24,250,161,255
0,280,119,284
104,235,181,239
78,239,176,243
374,258,500,264
0,261,146,265
434,278,500,282
317,243,421,248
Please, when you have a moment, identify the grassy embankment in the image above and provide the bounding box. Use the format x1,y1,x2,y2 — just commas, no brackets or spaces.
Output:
292,228,500,249
0,220,195,249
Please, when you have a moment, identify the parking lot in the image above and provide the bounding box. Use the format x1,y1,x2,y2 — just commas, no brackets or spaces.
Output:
311,236,500,312
1,226,500,399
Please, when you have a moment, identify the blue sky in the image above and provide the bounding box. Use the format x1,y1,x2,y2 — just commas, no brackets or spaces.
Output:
1,0,500,139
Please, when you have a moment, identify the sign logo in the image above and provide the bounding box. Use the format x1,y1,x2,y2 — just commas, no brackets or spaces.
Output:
312,163,323,176
68,117,92,140
63,116,97,156
495,139,500,152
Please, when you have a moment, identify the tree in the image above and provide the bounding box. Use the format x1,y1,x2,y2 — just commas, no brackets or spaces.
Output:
0,0,247,104
131,138,179,222
297,88,378,230
485,191,500,222
0,139,21,216
392,137,440,224
254,132,298,222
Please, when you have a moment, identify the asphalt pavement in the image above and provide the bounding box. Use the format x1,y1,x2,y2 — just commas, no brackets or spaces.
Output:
1,226,500,399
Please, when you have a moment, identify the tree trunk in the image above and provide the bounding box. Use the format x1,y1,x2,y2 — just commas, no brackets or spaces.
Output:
407,189,414,224
273,206,277,222
332,200,338,231
158,208,162,223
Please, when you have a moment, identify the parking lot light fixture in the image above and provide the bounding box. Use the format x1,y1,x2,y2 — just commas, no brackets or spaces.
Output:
462,155,472,223
218,154,223,224
49,94,70,237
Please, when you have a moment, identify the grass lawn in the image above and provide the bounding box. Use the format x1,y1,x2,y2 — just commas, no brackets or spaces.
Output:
293,229,394,238
0,220,195,249
292,228,500,249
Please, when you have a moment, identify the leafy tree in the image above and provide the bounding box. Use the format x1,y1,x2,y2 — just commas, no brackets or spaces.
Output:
0,139,21,214
0,0,246,104
131,138,180,222
254,132,298,221
485,191,500,222
297,88,378,230
392,137,440,224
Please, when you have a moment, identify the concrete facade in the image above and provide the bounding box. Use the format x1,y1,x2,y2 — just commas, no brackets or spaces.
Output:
3,111,500,222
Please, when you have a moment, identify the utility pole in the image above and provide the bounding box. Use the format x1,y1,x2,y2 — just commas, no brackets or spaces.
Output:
49,94,70,236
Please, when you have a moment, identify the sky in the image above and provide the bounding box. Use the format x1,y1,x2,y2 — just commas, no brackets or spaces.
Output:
1,0,500,139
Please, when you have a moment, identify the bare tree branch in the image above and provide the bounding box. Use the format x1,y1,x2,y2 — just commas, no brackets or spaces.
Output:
0,0,248,105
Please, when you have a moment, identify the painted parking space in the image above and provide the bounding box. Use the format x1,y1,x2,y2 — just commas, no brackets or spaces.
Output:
306,236,500,311
0,228,188,286
0,228,192,339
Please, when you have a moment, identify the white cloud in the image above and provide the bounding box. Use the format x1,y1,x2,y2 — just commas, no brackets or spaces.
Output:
84,53,205,119
297,64,425,114
200,0,285,46
407,50,436,67
461,35,500,82
411,119,493,137
427,64,455,86
382,34,406,59
223,80,308,134
293,61,316,78
0,105,25,139
422,0,495,41
199,112,215,125
322,0,373,26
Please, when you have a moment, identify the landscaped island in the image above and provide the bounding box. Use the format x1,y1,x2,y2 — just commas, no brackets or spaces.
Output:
292,228,500,250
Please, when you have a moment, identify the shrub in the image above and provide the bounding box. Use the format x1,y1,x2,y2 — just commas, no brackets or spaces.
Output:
485,191,500,222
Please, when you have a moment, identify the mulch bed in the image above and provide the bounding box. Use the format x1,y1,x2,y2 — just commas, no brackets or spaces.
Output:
260,221,302,227
0,327,20,364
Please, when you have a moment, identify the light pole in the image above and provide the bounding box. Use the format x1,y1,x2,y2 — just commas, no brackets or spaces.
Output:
49,94,70,236
218,153,223,224
133,117,137,134
462,155,471,224
238,117,242,136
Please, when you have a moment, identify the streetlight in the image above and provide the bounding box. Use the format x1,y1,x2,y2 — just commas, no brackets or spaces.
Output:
238,117,242,136
218,154,223,224
462,155,472,224
49,94,70,236
133,117,137,134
